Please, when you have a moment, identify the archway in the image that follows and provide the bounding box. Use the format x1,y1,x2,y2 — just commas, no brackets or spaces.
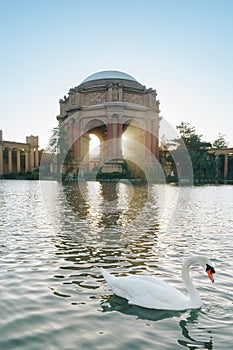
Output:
81,119,108,171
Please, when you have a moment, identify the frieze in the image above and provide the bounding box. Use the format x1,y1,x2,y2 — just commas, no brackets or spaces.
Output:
123,92,144,105
83,92,106,106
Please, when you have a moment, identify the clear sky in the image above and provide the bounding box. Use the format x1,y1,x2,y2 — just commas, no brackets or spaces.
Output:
0,0,232,148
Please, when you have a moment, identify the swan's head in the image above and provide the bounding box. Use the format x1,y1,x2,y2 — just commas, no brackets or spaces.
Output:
198,256,216,283
206,263,215,283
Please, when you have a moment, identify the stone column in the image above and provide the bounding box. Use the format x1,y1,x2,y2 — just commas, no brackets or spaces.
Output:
107,84,113,102
74,119,81,161
81,134,89,164
224,154,229,179
112,122,118,158
215,154,219,177
68,118,74,148
118,86,123,102
8,148,12,173
0,144,3,175
16,149,21,173
30,147,34,170
151,118,159,159
35,148,39,167
117,117,122,157
107,117,113,158
25,151,29,172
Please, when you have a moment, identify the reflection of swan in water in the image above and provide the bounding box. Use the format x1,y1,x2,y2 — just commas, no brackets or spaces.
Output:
101,297,214,349
178,312,214,350
101,255,215,310
100,294,183,321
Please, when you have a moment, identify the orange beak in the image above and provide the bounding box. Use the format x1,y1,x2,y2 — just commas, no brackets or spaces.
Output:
207,269,214,283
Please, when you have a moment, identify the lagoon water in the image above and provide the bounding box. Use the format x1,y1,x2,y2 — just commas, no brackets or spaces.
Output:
0,180,233,350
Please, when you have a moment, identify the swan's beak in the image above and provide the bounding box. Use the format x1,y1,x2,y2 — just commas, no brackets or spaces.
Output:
206,264,215,283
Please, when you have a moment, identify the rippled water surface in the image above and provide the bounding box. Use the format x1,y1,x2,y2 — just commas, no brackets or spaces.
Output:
0,180,233,349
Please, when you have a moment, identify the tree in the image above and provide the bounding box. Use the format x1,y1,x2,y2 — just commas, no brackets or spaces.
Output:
48,125,74,175
173,122,215,183
212,133,229,149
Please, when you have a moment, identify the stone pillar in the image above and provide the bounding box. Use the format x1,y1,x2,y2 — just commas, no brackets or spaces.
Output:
118,86,123,102
81,134,89,164
68,118,74,148
107,117,113,158
224,154,229,179
151,120,156,157
8,148,12,173
16,149,21,173
73,118,81,160
117,117,122,157
107,84,113,102
35,148,39,167
215,154,219,177
0,144,3,175
112,122,118,157
25,151,29,172
151,118,159,159
30,147,34,170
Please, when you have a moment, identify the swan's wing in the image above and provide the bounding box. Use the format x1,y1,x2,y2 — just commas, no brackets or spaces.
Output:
128,274,170,288
103,272,188,310
126,278,188,309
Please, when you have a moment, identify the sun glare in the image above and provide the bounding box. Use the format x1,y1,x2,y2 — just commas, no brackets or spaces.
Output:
89,134,100,152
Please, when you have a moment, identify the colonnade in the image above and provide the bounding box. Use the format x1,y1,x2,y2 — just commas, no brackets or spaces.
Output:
66,115,159,169
223,153,230,179
0,138,39,176
209,148,233,180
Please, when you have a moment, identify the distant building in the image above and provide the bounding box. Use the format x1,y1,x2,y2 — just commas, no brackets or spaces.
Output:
0,130,39,176
208,148,233,180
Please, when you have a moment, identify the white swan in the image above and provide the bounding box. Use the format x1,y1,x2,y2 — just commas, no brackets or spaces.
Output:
101,255,215,310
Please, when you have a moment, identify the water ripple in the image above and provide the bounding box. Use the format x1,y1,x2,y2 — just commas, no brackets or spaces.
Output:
0,181,233,349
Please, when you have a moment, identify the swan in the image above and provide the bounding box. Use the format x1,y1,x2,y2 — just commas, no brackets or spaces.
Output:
101,255,215,310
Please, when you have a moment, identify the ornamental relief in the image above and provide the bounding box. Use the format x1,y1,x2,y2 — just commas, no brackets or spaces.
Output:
123,92,144,105
83,92,106,106
150,94,157,106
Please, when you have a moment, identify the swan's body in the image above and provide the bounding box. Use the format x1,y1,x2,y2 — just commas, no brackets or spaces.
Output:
101,255,215,311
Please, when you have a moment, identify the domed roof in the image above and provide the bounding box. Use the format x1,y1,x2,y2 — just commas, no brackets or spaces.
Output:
81,70,138,84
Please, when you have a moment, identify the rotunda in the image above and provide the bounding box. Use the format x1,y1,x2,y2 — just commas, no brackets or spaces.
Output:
56,70,161,174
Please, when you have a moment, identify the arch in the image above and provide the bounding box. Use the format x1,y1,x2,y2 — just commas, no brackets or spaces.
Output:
122,118,145,130
83,117,107,135
81,118,108,166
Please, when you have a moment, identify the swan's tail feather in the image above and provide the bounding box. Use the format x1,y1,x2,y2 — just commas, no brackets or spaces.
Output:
101,267,116,286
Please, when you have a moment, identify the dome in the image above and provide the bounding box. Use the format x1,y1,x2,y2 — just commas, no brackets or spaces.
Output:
81,70,138,84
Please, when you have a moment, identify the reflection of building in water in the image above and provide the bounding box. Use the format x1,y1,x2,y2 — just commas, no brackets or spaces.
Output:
62,181,151,228
0,130,39,175
56,70,161,174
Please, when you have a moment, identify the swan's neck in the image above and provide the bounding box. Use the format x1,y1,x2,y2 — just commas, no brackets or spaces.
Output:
182,256,201,306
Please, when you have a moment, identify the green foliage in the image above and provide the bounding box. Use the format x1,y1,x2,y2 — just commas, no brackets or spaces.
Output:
96,171,127,180
0,168,39,180
212,133,229,149
174,122,216,183
48,125,74,175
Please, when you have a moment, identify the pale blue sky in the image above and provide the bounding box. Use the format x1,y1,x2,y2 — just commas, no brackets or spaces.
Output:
0,0,232,148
